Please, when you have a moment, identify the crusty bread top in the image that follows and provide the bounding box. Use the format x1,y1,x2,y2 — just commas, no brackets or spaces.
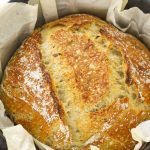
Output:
0,14,150,150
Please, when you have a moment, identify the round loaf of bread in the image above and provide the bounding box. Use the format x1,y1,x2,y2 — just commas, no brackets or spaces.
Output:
0,14,150,150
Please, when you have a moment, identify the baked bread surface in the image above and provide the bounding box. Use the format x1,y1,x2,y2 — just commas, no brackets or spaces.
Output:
0,14,150,150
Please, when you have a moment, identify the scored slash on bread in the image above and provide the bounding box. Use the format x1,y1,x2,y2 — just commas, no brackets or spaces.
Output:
0,14,150,150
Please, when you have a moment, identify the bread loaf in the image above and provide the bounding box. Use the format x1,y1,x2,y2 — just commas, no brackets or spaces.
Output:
0,14,150,150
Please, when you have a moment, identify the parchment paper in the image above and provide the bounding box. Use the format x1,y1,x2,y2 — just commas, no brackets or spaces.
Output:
0,2,38,79
107,0,150,49
0,0,150,150
131,120,150,150
2,125,36,150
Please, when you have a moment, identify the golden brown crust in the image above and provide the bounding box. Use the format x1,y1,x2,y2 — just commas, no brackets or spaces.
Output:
51,29,109,104
0,14,150,150
0,30,71,149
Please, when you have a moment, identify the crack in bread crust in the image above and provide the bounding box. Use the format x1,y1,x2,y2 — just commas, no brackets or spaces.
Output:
0,31,71,149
